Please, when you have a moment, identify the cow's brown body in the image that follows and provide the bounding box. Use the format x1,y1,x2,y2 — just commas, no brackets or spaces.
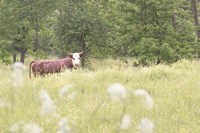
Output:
29,52,84,78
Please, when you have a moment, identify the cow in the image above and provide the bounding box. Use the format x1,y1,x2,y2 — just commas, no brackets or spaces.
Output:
29,51,84,78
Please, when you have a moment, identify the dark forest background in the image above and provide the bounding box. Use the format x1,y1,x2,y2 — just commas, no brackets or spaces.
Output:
0,0,200,66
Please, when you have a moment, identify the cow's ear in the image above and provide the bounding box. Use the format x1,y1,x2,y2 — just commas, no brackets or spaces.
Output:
68,53,73,58
79,51,84,57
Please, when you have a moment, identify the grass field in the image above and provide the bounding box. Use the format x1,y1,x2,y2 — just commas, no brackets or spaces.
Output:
0,58,200,133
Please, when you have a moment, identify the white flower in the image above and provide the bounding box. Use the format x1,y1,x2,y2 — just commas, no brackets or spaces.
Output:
10,121,24,133
22,123,43,133
133,89,153,109
10,123,20,133
11,62,25,87
136,118,154,133
57,118,70,133
68,92,77,100
120,114,131,129
59,85,72,97
12,62,26,70
39,90,57,118
107,83,127,100
0,100,10,108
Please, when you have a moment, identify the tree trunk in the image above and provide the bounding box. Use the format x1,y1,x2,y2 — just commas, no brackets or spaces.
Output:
172,14,176,29
20,51,26,64
80,33,86,50
18,48,27,64
12,53,17,63
123,44,128,55
33,19,40,52
80,33,86,68
192,0,200,40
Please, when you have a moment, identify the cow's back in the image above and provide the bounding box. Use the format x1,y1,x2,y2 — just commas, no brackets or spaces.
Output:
42,59,64,73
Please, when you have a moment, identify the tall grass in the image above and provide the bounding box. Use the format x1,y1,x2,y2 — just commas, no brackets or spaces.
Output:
0,59,200,132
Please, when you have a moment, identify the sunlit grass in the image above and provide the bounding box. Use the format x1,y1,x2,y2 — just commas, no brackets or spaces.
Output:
0,59,200,132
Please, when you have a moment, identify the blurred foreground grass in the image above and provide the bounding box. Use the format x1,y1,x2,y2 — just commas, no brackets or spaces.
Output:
0,59,200,133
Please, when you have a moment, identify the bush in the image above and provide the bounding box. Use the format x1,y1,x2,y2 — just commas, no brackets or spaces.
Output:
0,49,12,64
29,49,47,59
135,38,188,66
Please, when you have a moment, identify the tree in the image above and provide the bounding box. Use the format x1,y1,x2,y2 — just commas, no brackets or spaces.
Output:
0,0,56,63
55,0,110,58
192,0,200,40
191,0,200,58
115,0,197,65
0,0,199,65
0,0,31,63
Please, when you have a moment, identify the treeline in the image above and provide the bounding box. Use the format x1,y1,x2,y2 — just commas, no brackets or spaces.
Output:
0,0,199,65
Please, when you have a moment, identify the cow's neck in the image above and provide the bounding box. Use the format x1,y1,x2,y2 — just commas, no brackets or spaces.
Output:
63,58,74,68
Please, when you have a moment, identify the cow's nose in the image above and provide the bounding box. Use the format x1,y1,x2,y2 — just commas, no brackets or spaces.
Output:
74,63,80,66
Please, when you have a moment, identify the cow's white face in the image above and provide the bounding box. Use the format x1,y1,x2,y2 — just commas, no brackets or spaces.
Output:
72,53,81,67
69,52,84,67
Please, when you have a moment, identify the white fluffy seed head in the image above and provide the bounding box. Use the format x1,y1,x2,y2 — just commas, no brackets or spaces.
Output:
68,92,77,100
0,100,10,108
39,90,52,102
133,89,154,109
136,118,154,133
107,83,127,101
58,85,72,97
22,123,43,133
57,118,70,133
120,114,131,130
10,121,24,133
10,123,20,133
39,90,57,119
11,62,26,88
12,62,26,70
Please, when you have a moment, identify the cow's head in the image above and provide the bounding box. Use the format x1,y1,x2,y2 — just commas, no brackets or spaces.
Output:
68,51,84,67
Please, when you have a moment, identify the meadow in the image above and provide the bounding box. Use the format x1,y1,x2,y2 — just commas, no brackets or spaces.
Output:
0,58,200,133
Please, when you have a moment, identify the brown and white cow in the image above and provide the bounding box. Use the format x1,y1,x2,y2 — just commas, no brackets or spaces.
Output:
29,51,84,78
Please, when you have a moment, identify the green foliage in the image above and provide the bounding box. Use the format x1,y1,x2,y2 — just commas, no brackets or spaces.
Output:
28,49,47,59
0,0,199,64
135,38,177,66
117,0,198,65
0,0,57,63
0,49,11,64
55,0,111,57
0,41,12,64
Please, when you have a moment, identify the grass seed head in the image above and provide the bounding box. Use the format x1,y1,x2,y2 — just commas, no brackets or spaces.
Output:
10,121,24,133
22,123,43,133
11,62,25,88
39,90,57,119
57,118,70,133
136,118,154,133
58,85,72,97
120,114,131,130
107,83,127,101
133,89,154,109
